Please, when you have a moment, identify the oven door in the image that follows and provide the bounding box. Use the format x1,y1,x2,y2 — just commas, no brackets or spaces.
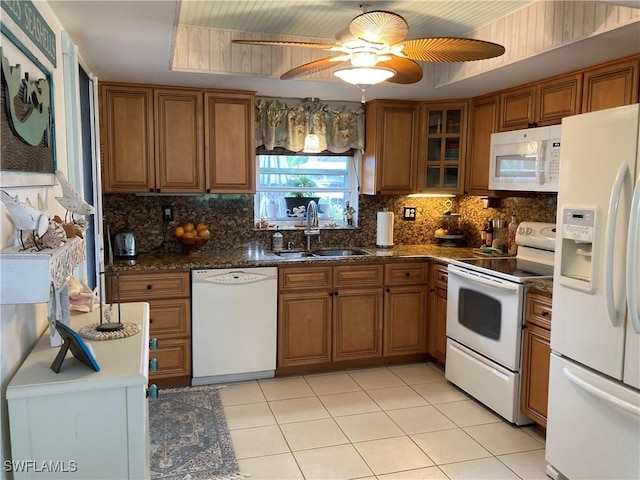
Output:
446,264,525,371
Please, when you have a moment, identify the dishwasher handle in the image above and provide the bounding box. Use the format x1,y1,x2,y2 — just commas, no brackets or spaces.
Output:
193,270,276,285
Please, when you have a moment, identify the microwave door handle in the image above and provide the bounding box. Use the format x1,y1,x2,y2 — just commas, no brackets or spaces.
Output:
538,141,545,185
448,267,520,293
605,162,629,327
627,173,640,334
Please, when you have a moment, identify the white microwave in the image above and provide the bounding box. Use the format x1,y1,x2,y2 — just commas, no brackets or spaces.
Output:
489,125,561,192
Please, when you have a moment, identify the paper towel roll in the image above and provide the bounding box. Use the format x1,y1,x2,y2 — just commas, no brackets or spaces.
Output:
376,211,394,247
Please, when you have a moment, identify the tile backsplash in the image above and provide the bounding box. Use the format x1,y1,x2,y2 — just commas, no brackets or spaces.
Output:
103,193,557,254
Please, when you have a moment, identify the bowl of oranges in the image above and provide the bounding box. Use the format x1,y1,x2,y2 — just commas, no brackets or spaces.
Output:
175,222,210,256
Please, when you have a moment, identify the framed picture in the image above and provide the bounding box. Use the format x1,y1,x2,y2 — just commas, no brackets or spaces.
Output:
51,321,100,373
0,22,56,186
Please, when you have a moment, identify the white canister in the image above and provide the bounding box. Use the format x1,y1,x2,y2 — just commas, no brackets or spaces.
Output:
272,227,283,251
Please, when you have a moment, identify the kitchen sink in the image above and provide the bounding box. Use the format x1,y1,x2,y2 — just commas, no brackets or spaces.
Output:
274,251,316,258
312,249,370,257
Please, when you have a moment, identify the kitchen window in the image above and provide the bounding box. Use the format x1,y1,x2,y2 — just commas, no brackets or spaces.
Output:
255,150,359,226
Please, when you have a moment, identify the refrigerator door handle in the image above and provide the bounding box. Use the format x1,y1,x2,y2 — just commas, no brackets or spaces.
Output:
605,162,629,327
627,174,640,334
563,367,640,418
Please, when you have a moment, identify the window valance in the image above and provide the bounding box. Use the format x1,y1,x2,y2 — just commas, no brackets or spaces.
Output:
255,97,364,154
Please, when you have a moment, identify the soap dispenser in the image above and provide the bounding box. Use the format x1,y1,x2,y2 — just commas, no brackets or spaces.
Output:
272,226,283,252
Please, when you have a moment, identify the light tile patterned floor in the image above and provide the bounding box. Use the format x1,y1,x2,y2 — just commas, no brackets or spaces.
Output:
221,363,547,480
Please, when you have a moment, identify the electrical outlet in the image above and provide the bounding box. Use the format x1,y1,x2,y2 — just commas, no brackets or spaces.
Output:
161,205,174,222
403,206,417,221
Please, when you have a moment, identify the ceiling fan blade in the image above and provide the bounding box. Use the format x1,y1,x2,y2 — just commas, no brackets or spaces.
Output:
350,10,409,45
380,57,423,84
232,39,338,49
399,37,505,62
280,56,348,80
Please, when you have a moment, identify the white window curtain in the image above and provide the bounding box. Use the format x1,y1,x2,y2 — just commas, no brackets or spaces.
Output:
255,97,365,153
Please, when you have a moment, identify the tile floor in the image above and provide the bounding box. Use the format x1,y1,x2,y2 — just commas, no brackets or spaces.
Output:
220,363,548,480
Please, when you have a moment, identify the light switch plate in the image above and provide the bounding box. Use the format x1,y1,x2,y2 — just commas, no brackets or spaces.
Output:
403,206,417,221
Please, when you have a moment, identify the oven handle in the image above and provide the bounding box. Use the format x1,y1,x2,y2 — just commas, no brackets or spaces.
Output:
447,265,520,293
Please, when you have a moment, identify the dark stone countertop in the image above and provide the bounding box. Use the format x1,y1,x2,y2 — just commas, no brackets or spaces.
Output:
525,278,554,296
111,244,486,272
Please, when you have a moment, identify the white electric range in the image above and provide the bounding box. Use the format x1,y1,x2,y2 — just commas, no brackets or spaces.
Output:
445,222,556,425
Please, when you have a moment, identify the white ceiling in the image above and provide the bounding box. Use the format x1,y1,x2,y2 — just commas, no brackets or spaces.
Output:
49,1,640,102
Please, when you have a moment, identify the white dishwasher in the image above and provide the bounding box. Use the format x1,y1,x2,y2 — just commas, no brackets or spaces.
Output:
192,267,278,385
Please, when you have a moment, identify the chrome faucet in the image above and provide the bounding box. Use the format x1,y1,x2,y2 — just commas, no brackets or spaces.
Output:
304,200,320,251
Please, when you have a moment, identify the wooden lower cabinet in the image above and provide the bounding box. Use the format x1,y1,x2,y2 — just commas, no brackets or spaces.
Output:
383,285,428,355
333,288,384,360
107,270,192,387
278,292,332,366
277,262,428,368
428,262,449,363
521,291,553,427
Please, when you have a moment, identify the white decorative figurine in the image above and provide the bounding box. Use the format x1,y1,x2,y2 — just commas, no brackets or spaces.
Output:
55,169,95,219
0,190,50,250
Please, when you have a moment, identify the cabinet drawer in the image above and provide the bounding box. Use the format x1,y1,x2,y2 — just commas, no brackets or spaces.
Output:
148,298,190,338
525,292,552,330
334,264,383,288
279,266,332,291
384,263,428,285
149,338,191,378
110,271,190,301
433,264,448,289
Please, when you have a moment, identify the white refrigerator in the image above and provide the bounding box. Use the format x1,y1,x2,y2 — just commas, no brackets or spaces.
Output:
546,104,640,479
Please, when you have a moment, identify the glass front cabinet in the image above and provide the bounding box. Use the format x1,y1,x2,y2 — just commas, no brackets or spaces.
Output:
417,102,468,194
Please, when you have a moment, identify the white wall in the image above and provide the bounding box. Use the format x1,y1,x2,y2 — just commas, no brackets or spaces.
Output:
0,2,74,477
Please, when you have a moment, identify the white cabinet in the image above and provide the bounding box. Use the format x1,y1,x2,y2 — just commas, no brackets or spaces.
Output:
6,303,151,479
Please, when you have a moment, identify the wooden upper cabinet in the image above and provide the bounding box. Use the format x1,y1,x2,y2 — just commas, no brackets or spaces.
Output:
465,94,499,195
100,84,155,193
154,89,205,193
499,72,582,131
417,102,468,194
204,91,256,193
362,100,419,195
101,83,256,194
535,73,582,126
582,58,639,113
499,85,535,131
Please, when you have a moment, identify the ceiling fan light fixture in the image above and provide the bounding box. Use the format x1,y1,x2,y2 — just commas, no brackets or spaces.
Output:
351,51,379,68
334,66,395,86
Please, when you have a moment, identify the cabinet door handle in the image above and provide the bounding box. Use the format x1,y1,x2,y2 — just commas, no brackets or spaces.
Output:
146,285,152,290
334,291,339,296
149,358,158,372
149,338,159,350
155,188,161,193
149,188,154,193
206,188,211,193
541,311,549,317
405,272,410,277
329,292,334,296
386,288,391,293
147,384,159,400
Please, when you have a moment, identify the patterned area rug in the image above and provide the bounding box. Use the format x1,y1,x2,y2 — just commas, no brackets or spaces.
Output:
149,385,244,480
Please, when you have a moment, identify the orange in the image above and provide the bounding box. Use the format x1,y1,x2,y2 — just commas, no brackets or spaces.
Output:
198,229,210,238
182,231,194,239
196,222,208,232
174,226,185,238
183,222,195,233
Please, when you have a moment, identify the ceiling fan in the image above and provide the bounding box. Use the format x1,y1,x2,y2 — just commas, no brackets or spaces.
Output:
232,9,505,87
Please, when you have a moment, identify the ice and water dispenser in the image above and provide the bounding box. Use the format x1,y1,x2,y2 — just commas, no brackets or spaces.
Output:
559,207,598,293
